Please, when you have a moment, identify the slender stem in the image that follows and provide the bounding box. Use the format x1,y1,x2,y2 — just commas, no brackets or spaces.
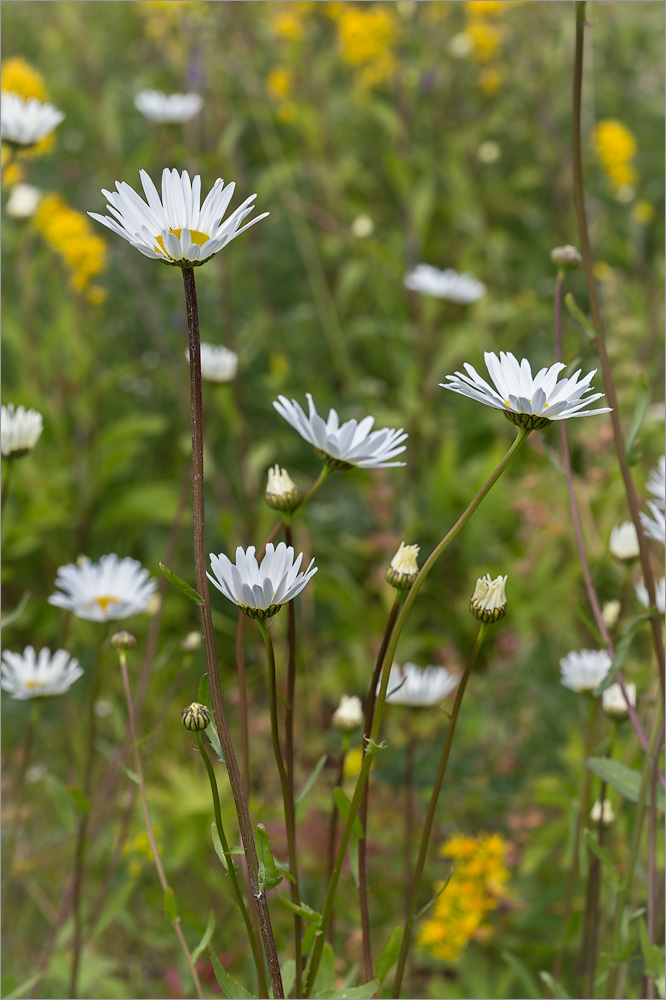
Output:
1,456,14,519
392,625,488,998
645,718,664,1000
195,731,269,999
572,0,665,700
304,429,529,996
8,699,40,863
292,465,333,514
257,617,302,997
326,740,348,946
182,267,283,999
235,611,251,795
119,651,203,999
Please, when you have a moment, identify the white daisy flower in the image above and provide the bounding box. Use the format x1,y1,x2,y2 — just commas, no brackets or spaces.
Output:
635,576,665,615
383,663,458,708
273,393,407,470
134,90,203,123
0,92,65,147
470,573,508,623
404,264,486,303
89,168,269,267
1,403,43,458
646,456,665,511
602,681,637,720
440,351,611,430
1,646,83,700
208,542,317,620
609,522,639,561
641,500,665,546
185,343,238,382
5,183,41,219
48,554,157,622
559,649,612,694
332,695,364,731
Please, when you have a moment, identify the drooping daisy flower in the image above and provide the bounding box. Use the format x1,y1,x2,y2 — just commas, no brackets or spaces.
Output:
1,403,43,457
332,695,364,731
6,183,41,219
1,646,83,700
440,351,611,429
641,500,665,546
0,92,65,147
208,542,317,619
404,264,486,304
602,681,636,720
646,456,665,511
185,343,238,382
635,576,665,615
274,393,407,469
469,574,508,622
559,649,612,694
609,522,639,561
383,663,458,707
48,554,157,622
89,168,268,267
134,90,203,123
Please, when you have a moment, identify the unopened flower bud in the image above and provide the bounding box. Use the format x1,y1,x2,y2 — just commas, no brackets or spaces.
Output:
551,245,583,271
111,631,136,650
601,600,621,630
332,695,364,731
181,631,202,652
602,681,636,721
609,522,639,561
265,464,299,512
386,542,420,591
470,574,507,623
590,798,615,825
181,702,211,731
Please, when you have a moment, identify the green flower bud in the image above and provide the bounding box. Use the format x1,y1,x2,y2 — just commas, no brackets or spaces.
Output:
111,631,137,650
181,702,211,731
550,245,583,271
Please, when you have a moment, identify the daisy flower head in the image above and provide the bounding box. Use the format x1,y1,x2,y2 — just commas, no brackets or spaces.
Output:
559,649,612,695
1,403,43,458
383,662,458,708
1,646,83,700
609,522,639,561
185,343,238,382
134,90,203,123
89,168,269,268
646,456,665,511
48,554,158,622
1,92,65,147
208,542,317,620
6,183,41,219
635,576,665,615
332,695,364,731
404,264,486,304
641,500,665,546
602,681,636,721
440,351,611,430
273,393,407,470
470,573,508,623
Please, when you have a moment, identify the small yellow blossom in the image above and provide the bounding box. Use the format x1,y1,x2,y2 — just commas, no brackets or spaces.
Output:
593,260,613,283
267,66,294,102
479,66,503,94
343,747,375,779
336,6,398,89
34,194,107,300
465,1,515,16
1,147,23,186
269,2,315,42
594,119,638,190
632,200,654,225
1,58,48,101
467,20,504,62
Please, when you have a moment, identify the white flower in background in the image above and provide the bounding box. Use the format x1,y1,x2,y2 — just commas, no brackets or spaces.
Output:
265,464,299,511
635,576,665,615
646,456,665,510
48,554,157,622
1,646,83,700
449,31,474,58
351,214,374,238
609,522,640,561
208,542,317,619
469,573,508,623
441,351,611,430
601,600,621,629
5,183,41,219
0,92,65,146
89,168,269,267
383,663,458,708
182,630,202,652
386,541,420,591
1,403,43,458
332,695,364,731
404,264,486,303
476,140,502,164
559,649,612,694
602,681,636,720
641,500,665,546
590,799,615,825
274,393,407,470
134,90,203,123
185,343,238,382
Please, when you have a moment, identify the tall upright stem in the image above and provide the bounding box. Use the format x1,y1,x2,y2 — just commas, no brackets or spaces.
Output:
1,457,14,520
182,267,283,999
391,625,488,999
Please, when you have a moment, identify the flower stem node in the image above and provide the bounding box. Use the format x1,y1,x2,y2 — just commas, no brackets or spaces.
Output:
470,574,508,623
181,702,211,732
550,245,583,271
265,465,300,512
386,542,420,591
111,631,137,650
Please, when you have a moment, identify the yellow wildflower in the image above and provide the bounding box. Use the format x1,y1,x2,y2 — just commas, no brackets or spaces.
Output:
34,194,107,301
593,261,613,283
479,66,503,94
267,66,294,102
465,1,514,16
1,58,47,101
1,146,23,186
467,20,504,62
336,6,398,89
269,2,315,42
632,200,654,225
594,119,638,189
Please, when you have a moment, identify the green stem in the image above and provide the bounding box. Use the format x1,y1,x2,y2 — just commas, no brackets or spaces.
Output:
304,427,530,996
292,465,333,514
392,625,488,998
8,698,41,863
326,736,348,946
1,457,14,521
195,731,269,999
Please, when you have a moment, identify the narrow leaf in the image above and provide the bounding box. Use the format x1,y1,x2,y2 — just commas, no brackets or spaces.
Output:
277,893,322,925
415,868,454,920
159,562,205,605
501,951,540,1000
375,926,404,983
583,829,620,890
333,787,364,839
4,973,43,1000
586,757,664,812
255,824,283,892
625,376,650,462
119,765,139,785
538,971,571,999
0,591,31,632
314,982,380,999
191,910,216,965
211,822,234,875
296,754,328,807
209,945,256,999
66,786,90,814
164,885,179,922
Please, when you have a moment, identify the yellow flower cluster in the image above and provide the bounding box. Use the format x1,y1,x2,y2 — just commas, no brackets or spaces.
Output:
122,828,162,878
268,1,315,42
594,119,638,190
334,5,398,89
267,66,297,123
463,1,525,94
1,58,54,160
34,194,107,303
418,832,510,962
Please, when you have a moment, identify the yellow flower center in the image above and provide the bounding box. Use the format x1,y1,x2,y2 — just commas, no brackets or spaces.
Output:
155,228,210,256
25,680,48,690
93,595,120,614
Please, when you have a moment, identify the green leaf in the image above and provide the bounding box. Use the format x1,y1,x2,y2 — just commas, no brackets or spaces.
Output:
596,615,650,694
296,754,327,807
310,942,335,995
277,893,322,925
586,757,664,812
197,674,225,764
375,926,404,983
583,829,620,891
280,960,296,999
3,973,43,1000
66,786,90,814
159,562,205,605
255,824,283,892
625,376,650,462
209,944,256,999
0,591,30,631
163,885,179,922
563,292,597,338
333,787,364,839
501,951,540,1000
191,910,216,965
415,868,454,920
538,971,571,999
314,982,380,999
211,822,235,875
119,765,139,785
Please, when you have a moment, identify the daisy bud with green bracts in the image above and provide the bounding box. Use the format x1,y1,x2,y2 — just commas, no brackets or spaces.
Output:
111,631,137,650
332,695,364,732
602,681,636,721
550,244,583,271
181,702,211,732
386,541,420,591
265,465,299,513
470,574,508,623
